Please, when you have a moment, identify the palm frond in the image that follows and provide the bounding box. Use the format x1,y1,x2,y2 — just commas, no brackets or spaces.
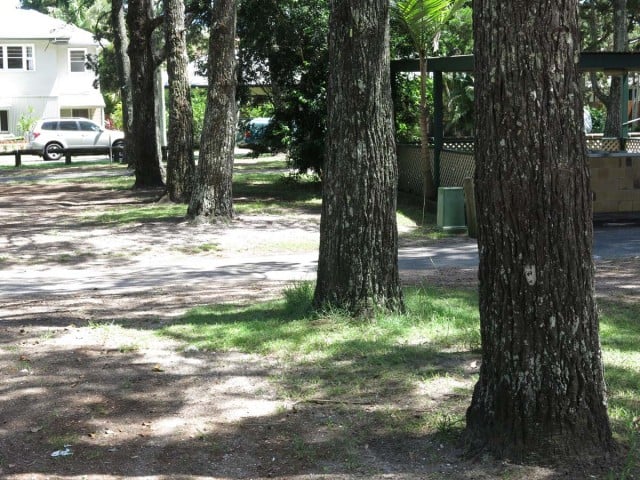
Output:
391,0,465,52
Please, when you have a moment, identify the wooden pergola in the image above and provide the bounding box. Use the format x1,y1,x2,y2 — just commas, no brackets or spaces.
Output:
391,52,640,188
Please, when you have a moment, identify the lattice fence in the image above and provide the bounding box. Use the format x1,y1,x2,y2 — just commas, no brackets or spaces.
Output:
397,144,424,196
398,136,640,196
397,143,476,194
625,137,640,153
585,137,623,151
440,151,475,187
442,138,474,154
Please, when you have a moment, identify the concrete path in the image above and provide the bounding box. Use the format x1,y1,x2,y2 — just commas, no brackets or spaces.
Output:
1,159,638,298
2,227,638,298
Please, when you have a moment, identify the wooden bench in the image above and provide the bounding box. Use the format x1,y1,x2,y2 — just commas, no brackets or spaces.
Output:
0,146,124,167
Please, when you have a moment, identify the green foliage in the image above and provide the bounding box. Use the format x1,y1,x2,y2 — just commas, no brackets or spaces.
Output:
392,0,457,54
437,3,473,56
239,102,275,121
17,106,37,137
588,105,606,133
392,0,467,152
93,45,121,95
110,102,124,130
21,0,111,32
191,88,207,143
394,74,424,143
444,73,474,137
237,0,329,173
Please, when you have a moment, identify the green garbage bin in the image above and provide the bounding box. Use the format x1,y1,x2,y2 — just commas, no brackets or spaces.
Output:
437,187,466,231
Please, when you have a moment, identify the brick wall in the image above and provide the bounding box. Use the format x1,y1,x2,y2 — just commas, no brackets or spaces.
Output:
590,155,640,213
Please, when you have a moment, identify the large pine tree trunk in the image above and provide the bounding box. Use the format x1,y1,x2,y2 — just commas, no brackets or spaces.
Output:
127,0,165,188
165,0,195,202
187,0,237,220
313,0,403,316
465,0,614,459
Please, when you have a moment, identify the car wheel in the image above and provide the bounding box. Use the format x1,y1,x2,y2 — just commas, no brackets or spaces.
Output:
44,142,63,161
111,140,125,163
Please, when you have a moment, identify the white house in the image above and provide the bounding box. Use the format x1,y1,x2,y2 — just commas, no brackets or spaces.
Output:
0,6,105,137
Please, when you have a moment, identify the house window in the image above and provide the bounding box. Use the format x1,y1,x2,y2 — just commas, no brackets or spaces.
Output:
0,45,35,71
0,111,8,133
69,49,86,72
61,108,90,119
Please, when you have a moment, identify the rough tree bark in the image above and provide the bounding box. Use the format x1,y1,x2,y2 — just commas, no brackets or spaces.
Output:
110,0,134,166
127,0,165,188
187,0,237,220
313,0,404,316
164,0,195,202
465,0,614,460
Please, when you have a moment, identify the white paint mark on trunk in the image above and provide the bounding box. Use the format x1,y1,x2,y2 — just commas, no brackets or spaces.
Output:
524,265,536,285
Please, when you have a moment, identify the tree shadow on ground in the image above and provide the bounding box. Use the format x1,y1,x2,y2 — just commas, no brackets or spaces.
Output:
1,160,638,479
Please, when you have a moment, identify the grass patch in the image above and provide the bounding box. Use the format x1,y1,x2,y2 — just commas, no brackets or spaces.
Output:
176,242,220,254
599,300,640,443
160,285,480,357
159,286,640,451
85,203,187,224
397,193,464,240
233,172,322,214
0,159,118,171
233,158,288,171
49,174,134,190
160,285,480,406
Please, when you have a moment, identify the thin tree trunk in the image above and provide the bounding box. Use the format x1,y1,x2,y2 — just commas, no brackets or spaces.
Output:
419,52,436,200
466,0,613,460
313,0,404,316
165,0,195,202
604,0,627,137
187,0,237,220
127,0,165,188
110,0,134,165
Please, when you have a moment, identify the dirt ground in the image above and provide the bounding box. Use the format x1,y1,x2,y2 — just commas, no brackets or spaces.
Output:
1,163,638,479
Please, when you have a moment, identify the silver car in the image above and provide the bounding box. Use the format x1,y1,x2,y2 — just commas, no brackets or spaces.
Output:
28,118,125,161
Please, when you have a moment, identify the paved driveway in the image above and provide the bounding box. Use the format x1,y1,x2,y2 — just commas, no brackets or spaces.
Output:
402,224,640,271
1,161,638,298
2,226,638,298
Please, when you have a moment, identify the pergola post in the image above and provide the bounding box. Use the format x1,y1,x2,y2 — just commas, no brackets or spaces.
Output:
622,72,630,138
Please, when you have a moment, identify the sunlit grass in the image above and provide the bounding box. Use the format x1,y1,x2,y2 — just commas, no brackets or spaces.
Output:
175,242,220,254
159,285,639,447
160,285,479,356
599,300,640,442
233,158,288,171
51,174,134,190
233,171,322,215
85,203,187,224
160,285,480,404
